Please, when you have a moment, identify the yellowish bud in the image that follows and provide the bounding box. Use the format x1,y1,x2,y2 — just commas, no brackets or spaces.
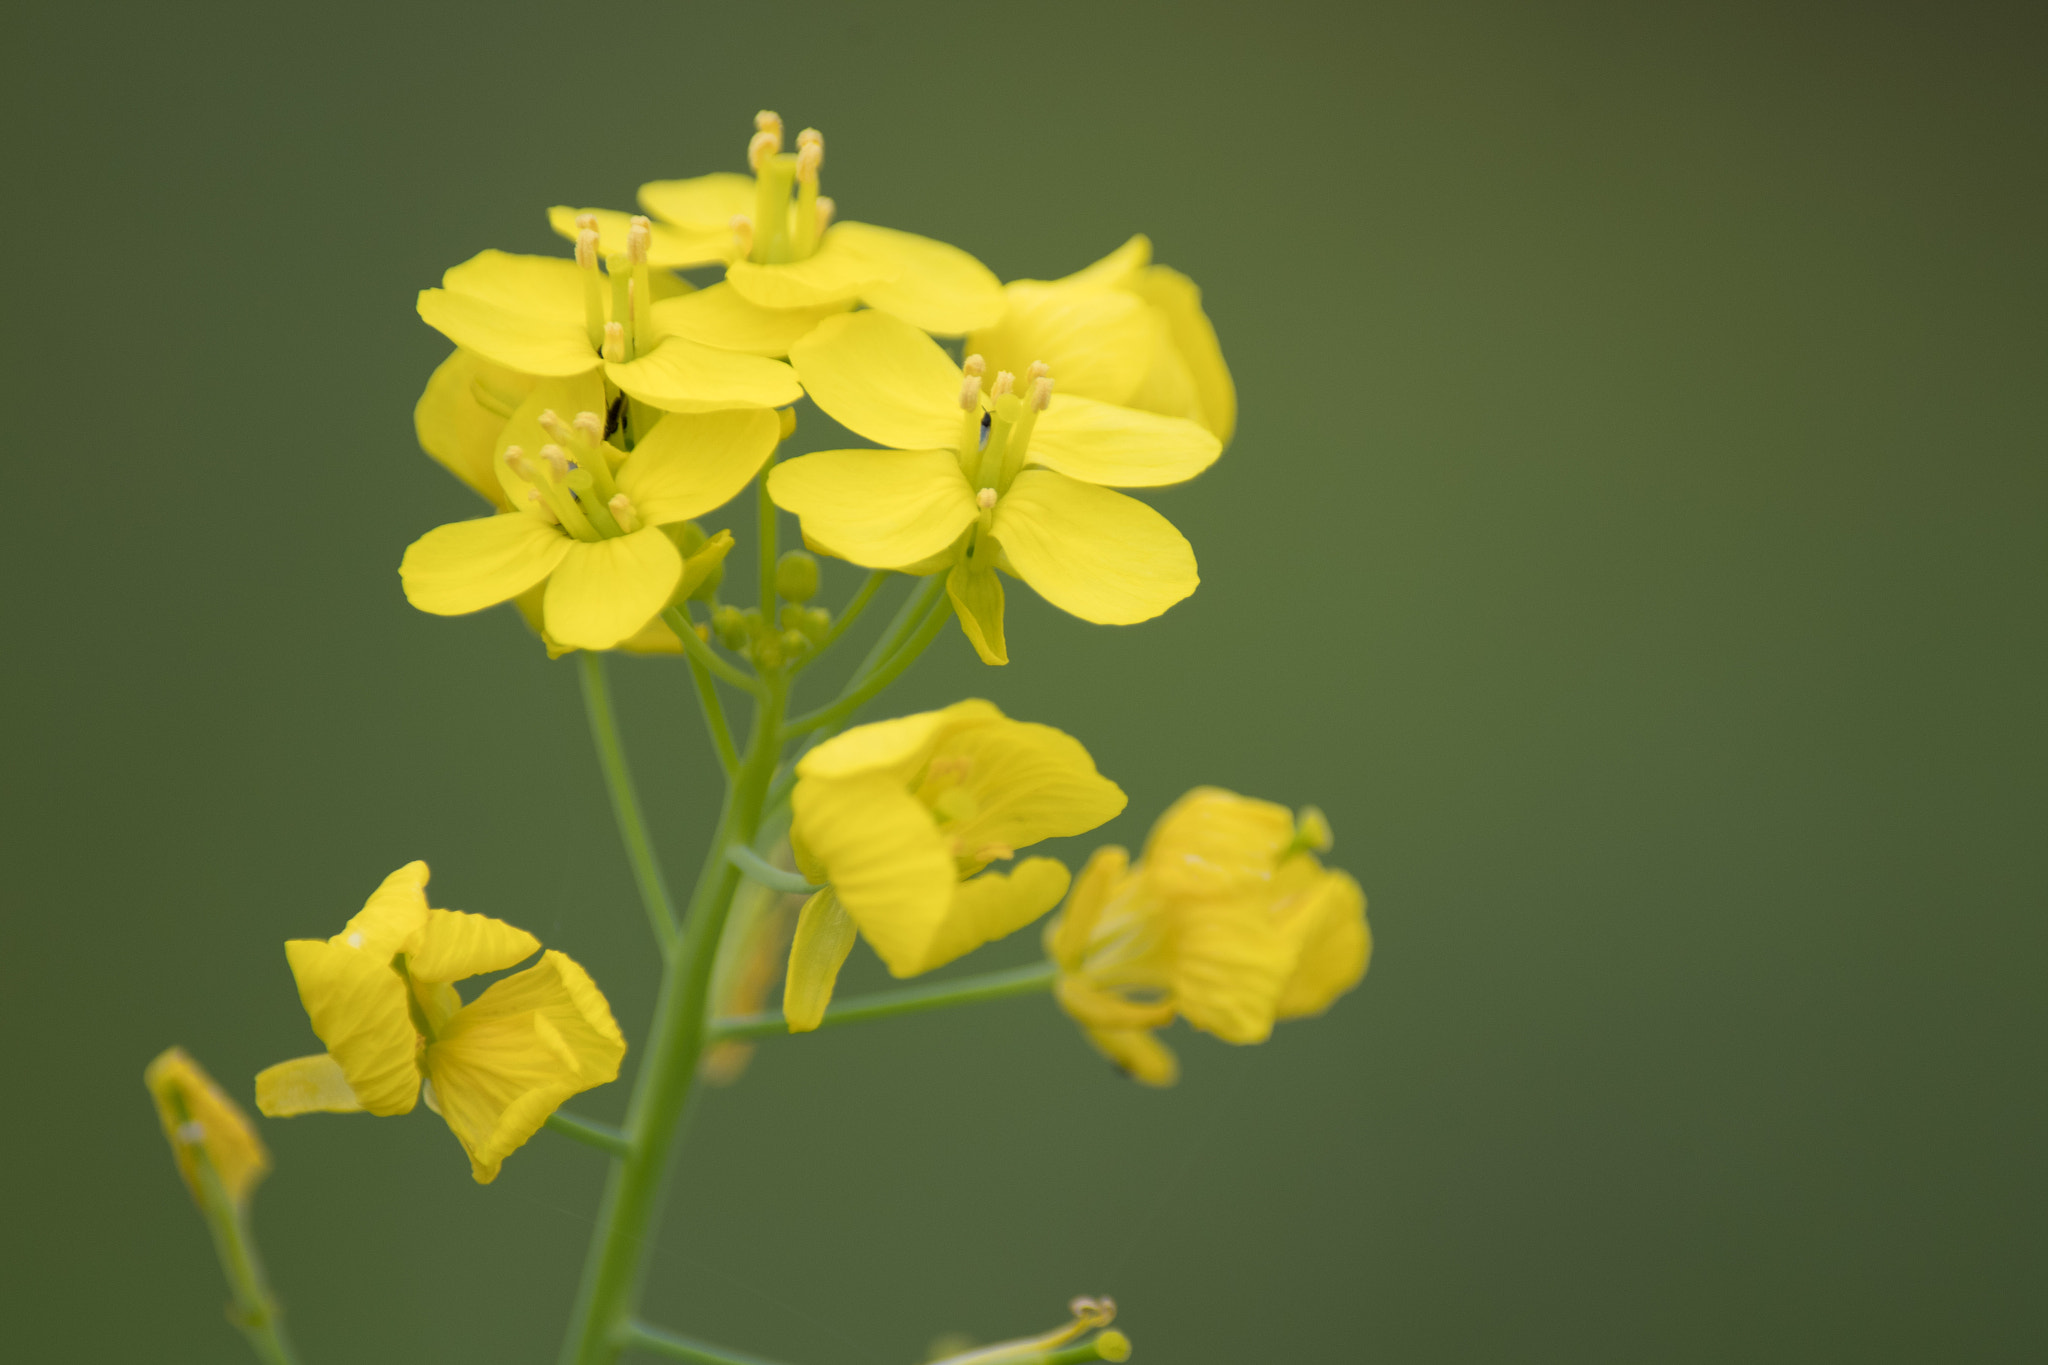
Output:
145,1047,270,1210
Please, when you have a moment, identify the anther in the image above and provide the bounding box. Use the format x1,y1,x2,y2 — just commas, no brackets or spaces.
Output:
575,228,599,270
796,126,822,153
731,215,754,255
539,444,573,481
977,487,998,510
755,109,783,136
959,374,983,412
796,139,822,185
991,371,1016,398
962,354,986,379
603,321,626,363
748,130,780,170
1030,376,1054,411
627,215,650,266
1026,360,1050,384
538,409,575,445
525,490,558,524
607,494,640,533
576,212,599,234
572,411,604,443
503,446,538,481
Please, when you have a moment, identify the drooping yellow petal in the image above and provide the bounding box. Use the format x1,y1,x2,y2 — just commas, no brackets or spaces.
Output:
337,860,434,956
652,285,849,357
1027,395,1221,488
790,776,956,979
768,449,976,570
1132,264,1236,445
401,513,571,617
783,888,859,1032
725,229,893,310
1084,1025,1180,1087
618,407,781,525
546,205,727,269
543,528,684,651
789,310,961,450
1142,787,1294,899
968,284,1152,408
638,172,757,231
946,556,1008,666
426,950,625,1183
606,336,802,413
418,289,597,378
922,716,1128,867
406,908,541,985
912,857,1072,975
282,938,420,1115
146,1048,271,1205
443,250,587,325
415,350,529,508
992,472,1198,625
1044,846,1129,971
796,700,1002,786
253,1052,365,1117
831,222,1005,334
1274,870,1370,1020
1168,895,1294,1046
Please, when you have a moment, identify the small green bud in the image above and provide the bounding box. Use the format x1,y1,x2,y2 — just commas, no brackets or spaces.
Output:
800,605,831,643
1094,1330,1131,1363
712,604,748,650
780,628,808,655
774,550,820,603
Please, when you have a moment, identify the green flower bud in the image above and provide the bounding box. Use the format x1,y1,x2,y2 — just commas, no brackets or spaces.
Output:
712,604,748,651
774,550,820,603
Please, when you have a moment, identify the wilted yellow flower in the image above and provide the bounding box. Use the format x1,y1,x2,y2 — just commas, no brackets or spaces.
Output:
769,310,1219,663
255,862,625,1183
969,235,1236,446
400,373,770,652
783,700,1126,1028
925,1297,1129,1365
145,1047,270,1209
1046,788,1368,1086
553,113,1004,355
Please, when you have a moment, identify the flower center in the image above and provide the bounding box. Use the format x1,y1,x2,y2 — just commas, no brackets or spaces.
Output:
574,214,657,363
733,112,833,265
954,355,1054,503
503,408,643,543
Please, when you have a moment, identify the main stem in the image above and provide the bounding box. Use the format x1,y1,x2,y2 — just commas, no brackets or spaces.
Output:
558,669,789,1365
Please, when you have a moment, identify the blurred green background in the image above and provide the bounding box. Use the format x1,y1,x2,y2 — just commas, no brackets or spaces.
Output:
3,1,2042,1360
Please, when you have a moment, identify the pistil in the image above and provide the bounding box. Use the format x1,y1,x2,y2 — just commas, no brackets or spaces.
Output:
792,128,824,258
627,217,657,356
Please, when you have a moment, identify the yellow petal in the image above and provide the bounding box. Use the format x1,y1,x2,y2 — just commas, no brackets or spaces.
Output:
546,205,728,269
1027,395,1221,488
1132,264,1236,446
925,716,1127,866
1044,846,1129,970
415,350,528,508
1142,787,1294,899
1275,870,1370,1020
1056,974,1176,1033
967,283,1152,408
796,700,1004,785
406,908,541,985
427,950,626,1183
543,528,684,651
283,938,420,1115
1169,896,1294,1046
638,172,757,230
1084,1025,1180,1087
790,776,956,978
831,222,1004,334
146,1048,271,1205
442,250,587,325
992,472,1198,624
914,858,1072,975
1055,234,1153,290
725,229,893,309
946,556,1008,666
253,1052,364,1117
335,860,434,955
652,284,849,357
618,407,782,524
606,336,802,413
401,513,571,617
767,449,976,569
488,372,611,509
782,888,859,1032
417,288,597,378
789,310,961,450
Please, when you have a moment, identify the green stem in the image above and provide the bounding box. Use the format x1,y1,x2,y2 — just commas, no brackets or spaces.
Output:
558,672,789,1365
546,1110,632,1158
792,569,888,673
676,625,740,778
192,1153,297,1365
664,605,762,696
620,1322,790,1365
850,573,942,688
579,652,680,956
725,844,818,896
782,581,951,739
710,960,1057,1042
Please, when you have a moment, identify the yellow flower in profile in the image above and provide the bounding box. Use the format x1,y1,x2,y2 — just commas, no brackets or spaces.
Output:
417,229,801,413
969,236,1236,446
255,862,626,1183
768,310,1220,664
400,373,771,652
145,1048,270,1209
554,113,1004,356
782,700,1127,1029
1045,788,1369,1086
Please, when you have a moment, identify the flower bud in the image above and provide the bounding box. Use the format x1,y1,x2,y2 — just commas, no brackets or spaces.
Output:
774,550,820,603
713,604,748,650
145,1047,270,1210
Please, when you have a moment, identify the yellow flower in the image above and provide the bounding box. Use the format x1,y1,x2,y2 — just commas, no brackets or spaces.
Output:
414,348,538,509
782,700,1126,1029
554,113,1003,356
767,310,1220,664
145,1048,270,1209
417,236,801,413
400,372,771,652
1045,788,1369,1086
255,862,626,1183
968,235,1236,446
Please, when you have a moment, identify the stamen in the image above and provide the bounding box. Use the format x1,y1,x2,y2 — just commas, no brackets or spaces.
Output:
815,196,835,232
748,130,780,170
627,215,650,265
503,445,539,483
959,374,983,412
538,409,575,446
755,109,783,136
572,411,604,443
991,371,1016,398
795,137,822,185
539,444,572,482
577,230,605,351
1030,376,1054,411
607,493,640,533
731,215,754,256
1025,360,1050,384
962,354,986,379
603,321,626,363
575,212,599,234
575,228,599,270
525,490,558,524
977,487,998,510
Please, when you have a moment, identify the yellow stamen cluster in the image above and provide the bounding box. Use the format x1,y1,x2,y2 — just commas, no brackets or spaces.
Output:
505,408,639,542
